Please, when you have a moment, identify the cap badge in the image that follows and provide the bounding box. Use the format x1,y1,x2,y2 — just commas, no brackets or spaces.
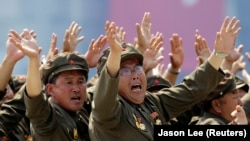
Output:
154,79,160,86
219,92,223,95
18,76,26,81
69,60,75,65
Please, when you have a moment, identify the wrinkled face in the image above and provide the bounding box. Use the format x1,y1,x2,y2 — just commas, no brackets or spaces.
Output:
215,89,242,122
46,70,87,112
118,59,146,104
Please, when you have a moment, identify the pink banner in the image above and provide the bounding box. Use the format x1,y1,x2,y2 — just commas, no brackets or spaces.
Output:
109,0,224,72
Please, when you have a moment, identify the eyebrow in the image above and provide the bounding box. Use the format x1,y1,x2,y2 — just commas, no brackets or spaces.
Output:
62,75,85,79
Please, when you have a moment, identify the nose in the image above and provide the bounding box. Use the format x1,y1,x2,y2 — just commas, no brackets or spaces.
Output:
236,90,243,106
132,72,139,80
238,98,243,106
72,84,80,92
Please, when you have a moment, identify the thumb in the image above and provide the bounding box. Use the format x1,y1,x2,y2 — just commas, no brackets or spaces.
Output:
231,105,242,117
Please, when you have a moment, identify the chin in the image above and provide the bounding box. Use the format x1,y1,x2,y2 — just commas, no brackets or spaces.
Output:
69,107,82,112
134,97,145,104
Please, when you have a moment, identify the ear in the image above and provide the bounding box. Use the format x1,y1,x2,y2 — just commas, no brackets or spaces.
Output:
45,84,53,96
211,99,221,113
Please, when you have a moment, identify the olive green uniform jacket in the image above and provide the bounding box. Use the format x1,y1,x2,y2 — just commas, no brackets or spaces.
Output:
89,61,224,141
24,90,90,141
195,112,230,125
0,86,31,141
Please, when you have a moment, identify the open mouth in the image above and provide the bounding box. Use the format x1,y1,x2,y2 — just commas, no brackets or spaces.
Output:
71,96,81,101
131,84,142,91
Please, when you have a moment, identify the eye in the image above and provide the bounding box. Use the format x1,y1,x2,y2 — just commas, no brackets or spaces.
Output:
231,90,238,94
119,68,131,76
123,68,131,73
66,81,73,84
135,66,144,73
78,80,85,84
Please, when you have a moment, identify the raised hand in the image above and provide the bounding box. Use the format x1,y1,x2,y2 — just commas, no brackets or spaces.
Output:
62,21,84,53
135,12,152,54
221,44,243,71
245,52,250,62
209,16,241,70
105,21,123,77
169,33,184,70
194,29,211,66
231,55,246,75
11,29,42,97
231,105,248,125
143,33,164,75
152,63,165,76
10,29,40,58
0,30,27,91
39,33,59,75
105,21,123,54
242,69,250,85
225,44,243,62
45,33,59,62
6,30,26,62
214,16,241,54
84,35,107,68
116,26,126,43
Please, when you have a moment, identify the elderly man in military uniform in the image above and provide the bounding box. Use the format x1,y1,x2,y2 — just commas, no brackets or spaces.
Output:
89,16,242,141
10,29,90,141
